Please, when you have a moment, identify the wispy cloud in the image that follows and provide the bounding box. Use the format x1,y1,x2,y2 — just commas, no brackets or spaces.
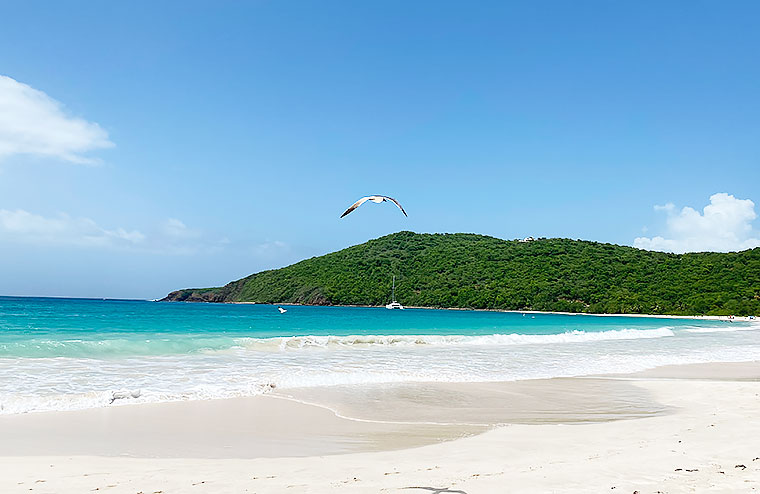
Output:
253,239,290,258
0,75,113,164
0,209,229,255
634,193,760,253
0,209,144,248
162,218,201,240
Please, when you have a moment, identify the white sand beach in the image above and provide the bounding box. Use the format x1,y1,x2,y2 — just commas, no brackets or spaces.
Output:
1,361,759,493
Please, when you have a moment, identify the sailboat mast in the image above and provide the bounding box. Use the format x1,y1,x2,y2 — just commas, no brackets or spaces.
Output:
392,275,396,301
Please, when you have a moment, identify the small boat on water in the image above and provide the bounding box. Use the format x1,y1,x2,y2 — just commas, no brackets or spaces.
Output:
385,275,404,310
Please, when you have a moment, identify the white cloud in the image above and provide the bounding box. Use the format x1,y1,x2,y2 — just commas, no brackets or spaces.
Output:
0,209,144,248
0,75,113,164
634,193,760,253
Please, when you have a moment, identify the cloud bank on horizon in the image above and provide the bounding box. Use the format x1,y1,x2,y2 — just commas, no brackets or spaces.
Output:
634,193,760,254
0,75,113,164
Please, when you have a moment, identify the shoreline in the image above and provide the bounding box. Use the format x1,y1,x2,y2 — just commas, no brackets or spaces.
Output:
0,360,756,455
225,300,756,321
1,360,759,492
0,372,676,457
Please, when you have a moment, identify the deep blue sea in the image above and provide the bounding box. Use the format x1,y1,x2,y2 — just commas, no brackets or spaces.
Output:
1,296,758,414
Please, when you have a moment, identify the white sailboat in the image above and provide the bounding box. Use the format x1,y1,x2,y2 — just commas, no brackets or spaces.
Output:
385,275,404,310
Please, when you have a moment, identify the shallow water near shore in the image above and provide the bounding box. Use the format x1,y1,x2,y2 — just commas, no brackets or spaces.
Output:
1,296,759,414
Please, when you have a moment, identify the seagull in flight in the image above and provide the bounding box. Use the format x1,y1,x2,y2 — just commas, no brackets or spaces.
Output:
340,195,408,218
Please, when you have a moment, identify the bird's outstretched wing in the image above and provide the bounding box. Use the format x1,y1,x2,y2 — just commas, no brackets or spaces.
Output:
381,196,408,217
340,196,371,218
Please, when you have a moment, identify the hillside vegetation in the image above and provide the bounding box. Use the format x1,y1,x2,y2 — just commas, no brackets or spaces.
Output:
163,231,760,316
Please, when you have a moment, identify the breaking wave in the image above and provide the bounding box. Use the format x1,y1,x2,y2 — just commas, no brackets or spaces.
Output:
0,328,677,358
233,327,676,351
682,323,760,334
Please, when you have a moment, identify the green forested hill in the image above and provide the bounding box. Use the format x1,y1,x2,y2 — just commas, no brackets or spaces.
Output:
163,231,760,315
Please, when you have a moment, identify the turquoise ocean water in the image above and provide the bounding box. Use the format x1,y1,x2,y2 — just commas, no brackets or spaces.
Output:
1,296,758,414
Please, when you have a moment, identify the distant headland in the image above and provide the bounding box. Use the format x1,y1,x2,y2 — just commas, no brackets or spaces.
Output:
162,231,760,316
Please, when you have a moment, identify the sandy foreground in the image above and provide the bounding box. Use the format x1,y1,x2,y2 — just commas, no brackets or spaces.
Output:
1,362,758,493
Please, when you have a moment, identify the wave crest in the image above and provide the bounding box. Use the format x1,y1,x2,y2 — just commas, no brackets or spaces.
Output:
233,327,675,351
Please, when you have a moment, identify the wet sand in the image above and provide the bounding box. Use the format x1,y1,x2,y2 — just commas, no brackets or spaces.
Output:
0,394,480,459
0,377,662,458
273,377,665,426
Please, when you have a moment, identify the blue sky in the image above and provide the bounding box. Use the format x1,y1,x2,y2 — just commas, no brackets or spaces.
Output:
1,1,759,299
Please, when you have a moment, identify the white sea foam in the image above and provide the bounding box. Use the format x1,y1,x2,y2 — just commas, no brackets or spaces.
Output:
682,323,760,334
0,382,276,415
1,324,759,415
232,327,675,350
